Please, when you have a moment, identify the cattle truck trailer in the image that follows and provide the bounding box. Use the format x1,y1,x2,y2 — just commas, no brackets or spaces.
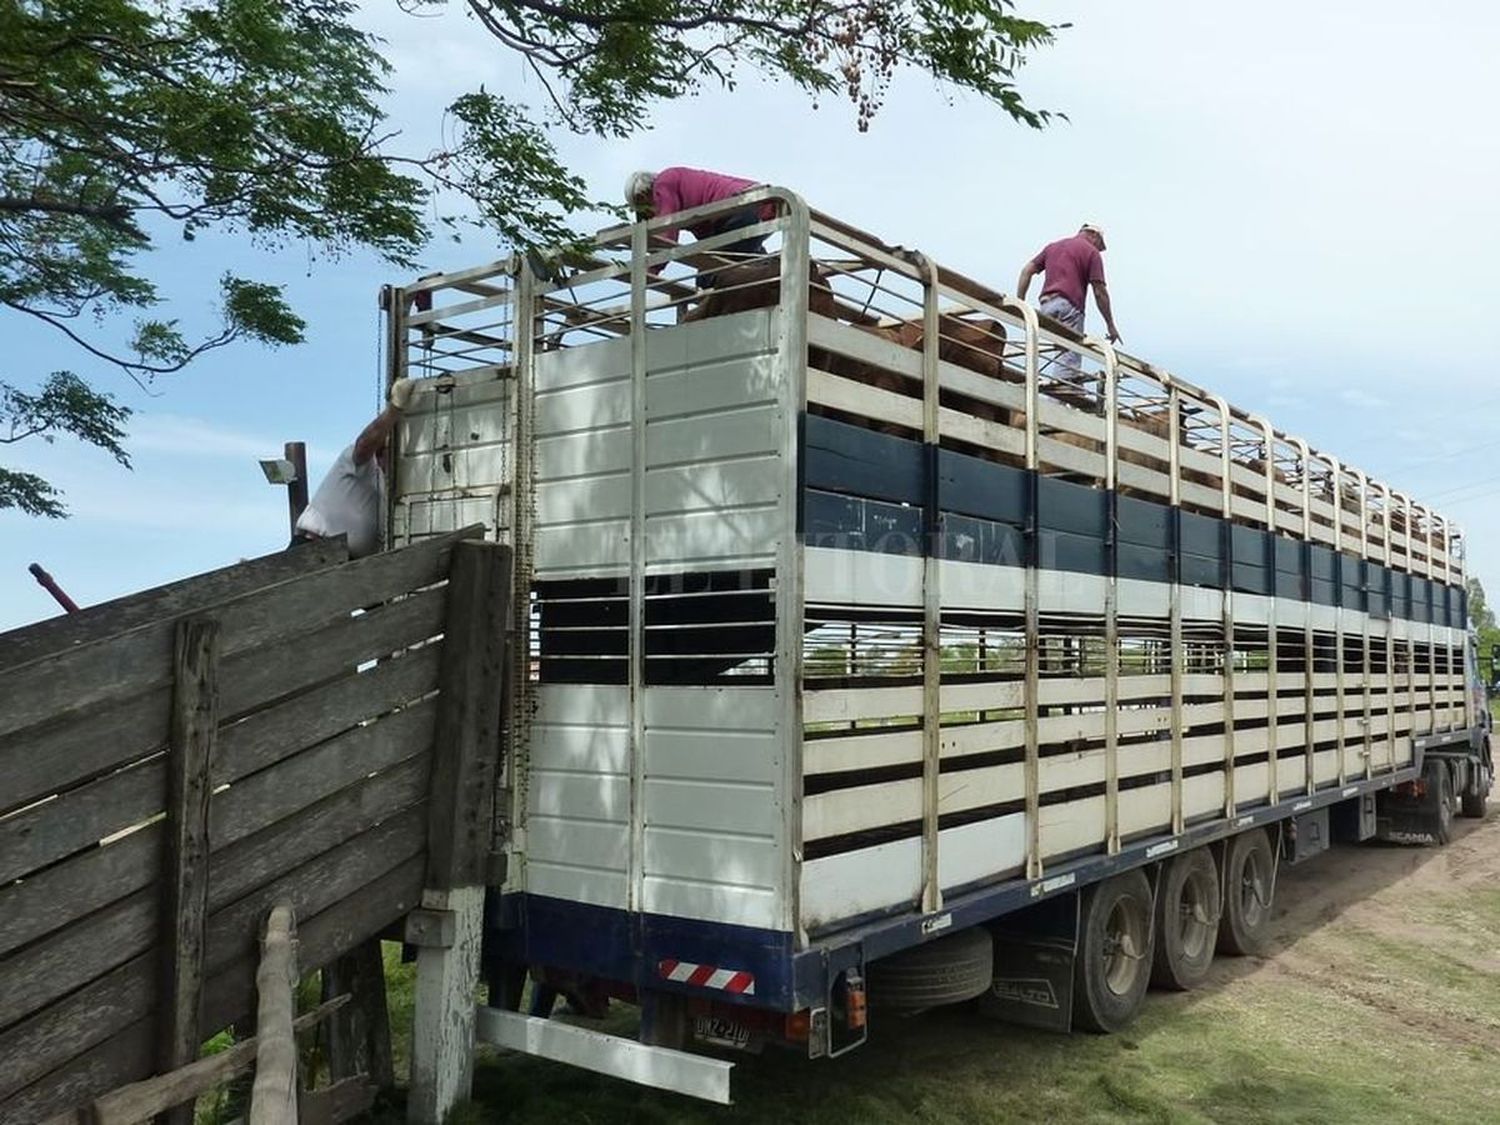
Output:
384,189,1491,1102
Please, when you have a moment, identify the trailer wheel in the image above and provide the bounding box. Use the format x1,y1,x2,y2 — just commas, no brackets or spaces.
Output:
1217,828,1274,956
1150,848,1220,991
867,925,993,1011
1460,761,1490,819
1072,870,1154,1033
1425,759,1454,843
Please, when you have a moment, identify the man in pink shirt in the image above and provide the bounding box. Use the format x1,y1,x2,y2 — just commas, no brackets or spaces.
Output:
625,167,774,286
1016,224,1122,358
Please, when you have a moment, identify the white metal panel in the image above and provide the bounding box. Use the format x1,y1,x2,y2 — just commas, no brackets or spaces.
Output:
535,335,630,391
938,814,1027,891
1118,782,1173,837
804,728,921,775
537,427,631,479
800,836,921,930
644,508,782,570
645,457,782,515
525,863,629,908
641,875,780,930
641,687,787,930
647,405,780,467
537,474,631,526
646,357,780,419
1117,578,1170,618
940,560,1026,612
805,547,923,608
1039,796,1107,859
535,520,629,574
1182,773,1225,820
1179,586,1222,622
534,379,631,436
1037,570,1107,615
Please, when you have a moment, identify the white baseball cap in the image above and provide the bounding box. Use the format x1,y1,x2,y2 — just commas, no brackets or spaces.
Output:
624,171,655,204
1080,223,1107,250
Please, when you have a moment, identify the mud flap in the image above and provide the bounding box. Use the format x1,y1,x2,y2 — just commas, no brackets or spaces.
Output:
977,892,1079,1033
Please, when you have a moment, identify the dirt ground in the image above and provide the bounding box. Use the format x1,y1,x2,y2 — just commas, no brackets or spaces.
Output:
380,806,1500,1124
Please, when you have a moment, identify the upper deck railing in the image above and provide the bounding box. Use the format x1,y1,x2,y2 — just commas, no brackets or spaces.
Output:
386,188,1464,590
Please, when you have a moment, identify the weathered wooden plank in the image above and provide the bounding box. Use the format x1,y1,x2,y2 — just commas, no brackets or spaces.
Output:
0,799,428,1040
0,527,476,741
0,889,154,1032
209,698,436,853
249,904,298,1125
0,691,434,888
0,827,158,961
0,540,347,673
0,818,427,1106
0,750,428,961
297,1076,378,1125
87,999,349,1125
426,541,512,890
159,618,221,1125
0,687,167,820
5,856,425,1125
0,591,442,820
321,940,394,1090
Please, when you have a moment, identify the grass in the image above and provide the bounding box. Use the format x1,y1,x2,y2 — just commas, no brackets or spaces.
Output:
365,912,1500,1125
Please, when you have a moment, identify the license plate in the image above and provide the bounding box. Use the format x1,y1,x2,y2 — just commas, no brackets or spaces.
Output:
692,1015,752,1049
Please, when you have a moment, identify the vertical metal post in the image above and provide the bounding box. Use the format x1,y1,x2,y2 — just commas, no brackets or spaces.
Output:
1422,506,1438,733
1021,304,1042,880
1214,398,1235,818
1327,457,1347,787
1353,470,1372,781
773,193,811,940
626,219,649,916
1249,415,1277,804
1168,384,1184,835
1380,483,1396,774
1293,439,1314,795
918,256,943,913
1102,348,1120,853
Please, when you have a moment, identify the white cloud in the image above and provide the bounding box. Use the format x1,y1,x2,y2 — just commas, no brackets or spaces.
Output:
126,413,282,460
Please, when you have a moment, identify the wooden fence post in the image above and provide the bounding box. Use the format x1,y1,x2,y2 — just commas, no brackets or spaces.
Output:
250,903,299,1125
408,541,512,1125
158,615,220,1125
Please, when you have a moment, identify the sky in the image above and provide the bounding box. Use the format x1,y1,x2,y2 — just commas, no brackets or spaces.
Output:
4,0,1498,630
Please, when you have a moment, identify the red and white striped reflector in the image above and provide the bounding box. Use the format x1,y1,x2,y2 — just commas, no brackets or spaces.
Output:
658,959,756,996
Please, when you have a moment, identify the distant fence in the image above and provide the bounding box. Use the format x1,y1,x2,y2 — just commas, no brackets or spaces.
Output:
0,528,509,1124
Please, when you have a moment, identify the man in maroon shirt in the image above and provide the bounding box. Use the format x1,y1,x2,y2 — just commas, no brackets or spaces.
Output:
625,167,773,287
1016,224,1122,357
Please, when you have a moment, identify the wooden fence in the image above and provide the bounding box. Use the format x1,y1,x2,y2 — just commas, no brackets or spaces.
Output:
0,528,510,1124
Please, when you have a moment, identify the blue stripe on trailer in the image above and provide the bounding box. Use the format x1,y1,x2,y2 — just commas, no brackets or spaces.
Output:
800,413,1469,628
486,894,799,1009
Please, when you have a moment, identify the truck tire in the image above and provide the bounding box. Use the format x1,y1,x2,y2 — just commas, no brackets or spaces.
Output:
1425,759,1454,844
1460,762,1489,819
867,925,992,1011
1072,870,1154,1033
1217,828,1274,957
1150,848,1220,991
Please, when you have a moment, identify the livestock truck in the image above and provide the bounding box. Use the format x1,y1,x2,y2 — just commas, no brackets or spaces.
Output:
383,189,1492,1102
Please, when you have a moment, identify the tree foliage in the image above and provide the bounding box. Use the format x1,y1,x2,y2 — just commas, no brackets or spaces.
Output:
3,0,1058,515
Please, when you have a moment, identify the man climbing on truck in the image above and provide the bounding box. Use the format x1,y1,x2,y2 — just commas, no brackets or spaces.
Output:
290,376,413,558
625,166,773,286
1016,224,1123,369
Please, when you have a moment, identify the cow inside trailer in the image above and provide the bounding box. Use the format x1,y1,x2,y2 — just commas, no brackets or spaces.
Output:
385,189,1487,1099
